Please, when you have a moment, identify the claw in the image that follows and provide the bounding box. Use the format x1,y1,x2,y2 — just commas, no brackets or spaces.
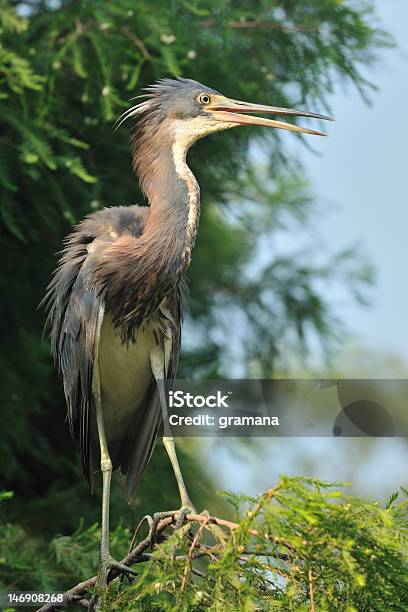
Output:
174,506,191,529
107,558,136,577
89,556,136,611
150,501,196,548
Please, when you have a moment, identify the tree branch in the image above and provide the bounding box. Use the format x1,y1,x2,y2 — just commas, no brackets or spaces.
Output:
36,511,289,612
199,19,317,32
308,563,316,612
120,27,151,59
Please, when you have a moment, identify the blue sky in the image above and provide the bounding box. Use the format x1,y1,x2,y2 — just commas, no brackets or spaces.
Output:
202,1,408,502
300,0,408,364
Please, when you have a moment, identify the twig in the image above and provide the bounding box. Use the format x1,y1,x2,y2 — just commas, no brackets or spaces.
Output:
181,516,209,591
199,19,317,33
128,514,153,554
308,563,315,612
120,27,151,59
36,512,287,612
241,549,289,561
36,516,169,612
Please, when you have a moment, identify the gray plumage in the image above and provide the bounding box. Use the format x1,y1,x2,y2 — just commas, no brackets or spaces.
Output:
43,205,186,499
43,79,216,504
42,79,331,597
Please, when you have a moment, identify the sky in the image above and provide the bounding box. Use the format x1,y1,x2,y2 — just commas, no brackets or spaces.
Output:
300,0,408,364
201,0,408,502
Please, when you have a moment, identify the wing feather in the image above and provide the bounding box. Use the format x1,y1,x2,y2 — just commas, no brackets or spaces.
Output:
43,205,186,497
42,223,101,486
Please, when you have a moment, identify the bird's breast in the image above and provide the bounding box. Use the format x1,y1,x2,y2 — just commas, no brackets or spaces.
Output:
97,306,169,444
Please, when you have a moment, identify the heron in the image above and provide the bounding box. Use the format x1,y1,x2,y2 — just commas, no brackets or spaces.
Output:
43,77,331,601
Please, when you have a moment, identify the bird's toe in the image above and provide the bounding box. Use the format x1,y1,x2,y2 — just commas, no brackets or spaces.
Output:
90,556,135,610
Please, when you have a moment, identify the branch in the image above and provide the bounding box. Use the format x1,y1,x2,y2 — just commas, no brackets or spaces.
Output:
181,515,209,591
308,563,316,612
199,19,317,32
36,511,289,612
120,27,151,59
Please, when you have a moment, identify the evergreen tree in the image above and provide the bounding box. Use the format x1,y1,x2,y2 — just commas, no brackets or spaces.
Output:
0,2,401,608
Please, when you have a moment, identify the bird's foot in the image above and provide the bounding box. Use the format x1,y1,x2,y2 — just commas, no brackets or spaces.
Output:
151,498,196,547
89,555,136,611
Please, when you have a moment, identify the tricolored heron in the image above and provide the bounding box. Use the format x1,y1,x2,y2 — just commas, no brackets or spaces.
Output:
43,77,331,600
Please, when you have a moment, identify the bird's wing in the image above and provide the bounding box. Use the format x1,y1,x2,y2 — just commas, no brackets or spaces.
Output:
42,206,149,487
44,205,187,496
42,227,101,486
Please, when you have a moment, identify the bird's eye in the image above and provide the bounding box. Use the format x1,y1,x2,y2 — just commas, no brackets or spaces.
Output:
198,93,211,105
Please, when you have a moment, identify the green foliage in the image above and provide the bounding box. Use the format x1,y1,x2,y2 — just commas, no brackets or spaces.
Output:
0,2,396,607
82,479,408,610
2,478,407,610
0,0,390,378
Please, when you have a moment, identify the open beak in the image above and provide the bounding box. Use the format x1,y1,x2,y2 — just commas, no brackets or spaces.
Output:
210,97,333,136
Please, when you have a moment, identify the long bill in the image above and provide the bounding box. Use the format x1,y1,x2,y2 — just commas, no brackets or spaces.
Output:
210,98,333,136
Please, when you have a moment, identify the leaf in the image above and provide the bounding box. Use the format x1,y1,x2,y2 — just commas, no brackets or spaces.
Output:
0,3,27,33
160,46,181,76
20,133,56,170
1,193,26,242
0,46,43,93
0,490,14,502
86,30,115,119
0,149,17,191
127,58,144,91
182,1,210,16
386,491,399,509
44,124,90,149
62,156,97,183
71,43,88,78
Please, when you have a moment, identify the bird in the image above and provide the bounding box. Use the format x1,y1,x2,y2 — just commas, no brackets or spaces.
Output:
42,77,332,601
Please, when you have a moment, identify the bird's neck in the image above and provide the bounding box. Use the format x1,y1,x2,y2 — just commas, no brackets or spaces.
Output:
135,138,200,271
99,138,201,339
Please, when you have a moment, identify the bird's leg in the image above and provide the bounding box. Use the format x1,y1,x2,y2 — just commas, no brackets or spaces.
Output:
163,434,196,514
90,308,135,611
150,435,196,546
150,346,196,535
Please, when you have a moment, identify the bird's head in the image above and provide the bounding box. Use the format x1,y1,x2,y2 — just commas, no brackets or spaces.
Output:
118,78,333,199
117,77,333,149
